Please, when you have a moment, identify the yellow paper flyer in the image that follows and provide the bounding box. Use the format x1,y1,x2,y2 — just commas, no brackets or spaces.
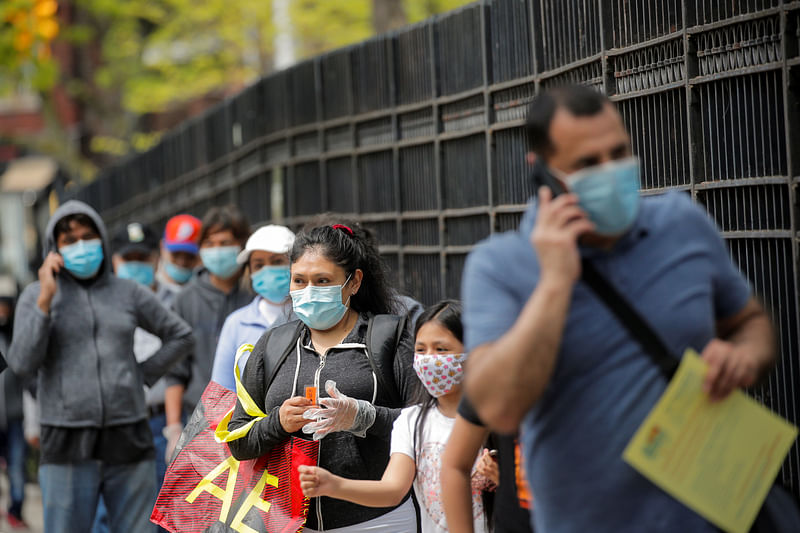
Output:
623,349,797,533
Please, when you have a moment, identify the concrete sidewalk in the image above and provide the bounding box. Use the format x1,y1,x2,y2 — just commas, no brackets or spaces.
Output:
0,478,43,533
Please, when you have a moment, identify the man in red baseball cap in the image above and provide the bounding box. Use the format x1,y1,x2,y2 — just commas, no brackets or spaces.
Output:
147,214,202,532
158,214,202,291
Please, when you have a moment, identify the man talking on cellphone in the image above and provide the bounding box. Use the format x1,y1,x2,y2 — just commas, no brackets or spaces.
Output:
7,201,193,532
460,85,780,532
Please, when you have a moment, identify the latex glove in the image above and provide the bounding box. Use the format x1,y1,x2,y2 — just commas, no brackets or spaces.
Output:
302,380,376,440
163,423,183,463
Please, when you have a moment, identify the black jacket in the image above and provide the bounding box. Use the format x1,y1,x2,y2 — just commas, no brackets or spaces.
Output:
228,313,417,530
0,331,22,427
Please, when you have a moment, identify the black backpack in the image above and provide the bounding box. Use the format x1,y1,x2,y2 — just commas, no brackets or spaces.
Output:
259,315,408,408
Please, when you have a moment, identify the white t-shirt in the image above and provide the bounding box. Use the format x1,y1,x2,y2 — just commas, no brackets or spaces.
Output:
258,296,290,326
390,405,488,533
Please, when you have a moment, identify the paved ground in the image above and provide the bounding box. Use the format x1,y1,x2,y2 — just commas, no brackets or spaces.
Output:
0,477,43,533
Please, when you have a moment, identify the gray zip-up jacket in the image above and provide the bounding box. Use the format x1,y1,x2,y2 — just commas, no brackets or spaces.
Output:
228,314,418,530
8,201,194,428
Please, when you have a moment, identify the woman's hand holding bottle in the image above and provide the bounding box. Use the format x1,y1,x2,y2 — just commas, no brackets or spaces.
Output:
279,396,315,433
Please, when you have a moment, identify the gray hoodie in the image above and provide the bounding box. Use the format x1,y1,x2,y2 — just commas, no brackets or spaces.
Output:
8,201,194,428
166,270,252,412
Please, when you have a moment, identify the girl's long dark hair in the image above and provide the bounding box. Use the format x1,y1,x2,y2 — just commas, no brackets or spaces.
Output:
290,221,398,316
411,299,463,461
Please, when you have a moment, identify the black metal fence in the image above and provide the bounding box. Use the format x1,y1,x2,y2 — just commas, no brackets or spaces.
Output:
72,0,800,496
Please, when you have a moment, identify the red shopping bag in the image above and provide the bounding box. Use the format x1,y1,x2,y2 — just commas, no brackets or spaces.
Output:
151,380,318,532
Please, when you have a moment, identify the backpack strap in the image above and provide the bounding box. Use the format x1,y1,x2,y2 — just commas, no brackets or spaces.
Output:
215,322,303,444
365,314,406,408
581,259,678,380
262,319,305,392
258,315,406,407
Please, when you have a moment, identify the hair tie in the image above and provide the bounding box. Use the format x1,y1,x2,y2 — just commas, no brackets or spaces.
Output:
332,224,354,237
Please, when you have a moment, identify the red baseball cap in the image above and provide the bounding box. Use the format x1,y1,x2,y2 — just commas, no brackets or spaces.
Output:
163,214,202,254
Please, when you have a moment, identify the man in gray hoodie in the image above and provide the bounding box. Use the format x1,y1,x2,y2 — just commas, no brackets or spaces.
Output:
7,201,194,533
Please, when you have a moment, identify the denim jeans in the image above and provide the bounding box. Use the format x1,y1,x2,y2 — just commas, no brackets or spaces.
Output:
91,496,109,533
149,413,169,533
1,418,26,519
149,413,168,492
40,459,156,533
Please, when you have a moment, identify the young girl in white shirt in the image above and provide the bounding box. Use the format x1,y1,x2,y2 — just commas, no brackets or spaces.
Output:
299,300,495,533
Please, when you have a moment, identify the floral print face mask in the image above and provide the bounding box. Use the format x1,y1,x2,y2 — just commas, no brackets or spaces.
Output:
413,352,466,397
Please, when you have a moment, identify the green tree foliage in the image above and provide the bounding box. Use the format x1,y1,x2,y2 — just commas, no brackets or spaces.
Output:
77,0,275,114
405,0,475,23
4,0,474,114
290,1,372,58
2,0,473,178
0,0,59,94
291,0,473,59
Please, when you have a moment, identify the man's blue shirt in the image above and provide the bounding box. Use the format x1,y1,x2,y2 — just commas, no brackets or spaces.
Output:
462,192,751,533
210,296,292,390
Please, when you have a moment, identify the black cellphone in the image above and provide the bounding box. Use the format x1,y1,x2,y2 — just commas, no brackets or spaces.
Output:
531,158,566,198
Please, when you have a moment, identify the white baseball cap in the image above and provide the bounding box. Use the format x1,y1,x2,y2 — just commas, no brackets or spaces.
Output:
236,225,296,265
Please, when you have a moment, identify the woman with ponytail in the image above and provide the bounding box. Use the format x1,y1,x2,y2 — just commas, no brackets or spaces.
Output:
227,222,419,532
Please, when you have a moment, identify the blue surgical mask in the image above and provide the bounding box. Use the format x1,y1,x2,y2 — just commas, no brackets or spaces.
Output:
165,261,193,284
290,275,352,331
117,261,155,287
59,239,104,280
252,265,291,303
565,157,641,236
200,246,241,278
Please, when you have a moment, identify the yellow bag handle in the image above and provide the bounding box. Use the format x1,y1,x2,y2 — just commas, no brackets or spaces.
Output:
214,343,269,443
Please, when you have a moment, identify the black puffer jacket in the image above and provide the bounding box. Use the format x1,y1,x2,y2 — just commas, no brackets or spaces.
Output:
228,313,417,531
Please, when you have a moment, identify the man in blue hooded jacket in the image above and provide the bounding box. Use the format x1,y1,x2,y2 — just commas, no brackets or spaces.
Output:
8,201,194,532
